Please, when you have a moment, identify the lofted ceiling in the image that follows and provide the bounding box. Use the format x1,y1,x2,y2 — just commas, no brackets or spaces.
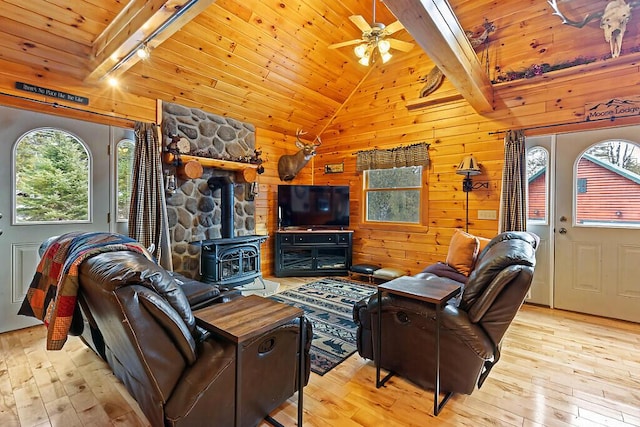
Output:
0,0,638,136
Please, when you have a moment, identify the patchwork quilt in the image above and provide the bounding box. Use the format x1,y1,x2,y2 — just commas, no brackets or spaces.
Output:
18,231,152,350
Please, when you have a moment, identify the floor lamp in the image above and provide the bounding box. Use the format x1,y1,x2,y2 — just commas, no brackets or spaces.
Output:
456,155,482,232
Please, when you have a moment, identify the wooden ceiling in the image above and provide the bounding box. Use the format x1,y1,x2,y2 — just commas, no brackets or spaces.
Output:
0,0,637,135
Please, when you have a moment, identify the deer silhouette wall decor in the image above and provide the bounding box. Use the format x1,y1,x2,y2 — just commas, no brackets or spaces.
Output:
277,129,322,181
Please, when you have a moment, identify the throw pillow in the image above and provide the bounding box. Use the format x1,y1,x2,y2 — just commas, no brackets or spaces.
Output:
445,229,480,276
477,236,491,255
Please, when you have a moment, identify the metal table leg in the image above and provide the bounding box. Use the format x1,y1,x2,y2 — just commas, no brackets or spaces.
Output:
434,302,453,415
376,288,393,388
235,343,242,426
297,314,305,426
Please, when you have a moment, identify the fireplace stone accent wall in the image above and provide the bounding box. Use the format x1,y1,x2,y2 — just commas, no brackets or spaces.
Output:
162,102,257,278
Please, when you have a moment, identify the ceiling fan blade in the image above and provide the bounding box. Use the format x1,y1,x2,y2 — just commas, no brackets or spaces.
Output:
383,20,404,35
328,39,365,49
349,15,372,33
388,38,415,52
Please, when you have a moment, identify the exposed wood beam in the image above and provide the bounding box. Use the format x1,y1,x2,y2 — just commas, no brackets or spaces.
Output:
384,0,494,113
85,0,217,83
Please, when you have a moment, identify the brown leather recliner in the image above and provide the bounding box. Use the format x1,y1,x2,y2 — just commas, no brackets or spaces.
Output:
77,249,311,427
353,231,538,395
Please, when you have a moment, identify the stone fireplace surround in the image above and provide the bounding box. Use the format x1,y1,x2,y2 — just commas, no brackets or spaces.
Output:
161,102,258,278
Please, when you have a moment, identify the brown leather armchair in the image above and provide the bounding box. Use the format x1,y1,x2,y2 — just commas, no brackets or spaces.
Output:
76,249,311,427
353,231,537,396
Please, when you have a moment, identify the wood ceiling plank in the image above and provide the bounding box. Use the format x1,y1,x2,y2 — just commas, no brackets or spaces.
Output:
86,0,217,83
131,56,332,125
126,52,329,122
44,0,122,28
0,31,87,72
231,1,365,85
196,8,364,91
0,17,90,58
2,0,106,36
0,39,87,81
0,0,95,45
384,0,494,113
154,36,342,113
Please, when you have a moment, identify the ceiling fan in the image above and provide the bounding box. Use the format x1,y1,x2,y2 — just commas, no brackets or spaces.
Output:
328,0,414,66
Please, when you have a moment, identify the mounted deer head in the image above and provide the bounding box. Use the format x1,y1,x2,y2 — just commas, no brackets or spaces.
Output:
548,0,639,58
277,129,322,181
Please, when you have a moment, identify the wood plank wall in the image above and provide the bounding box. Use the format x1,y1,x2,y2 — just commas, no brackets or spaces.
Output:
3,38,640,278
313,47,640,276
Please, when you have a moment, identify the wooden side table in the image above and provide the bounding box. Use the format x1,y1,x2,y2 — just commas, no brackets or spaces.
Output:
375,276,461,416
194,295,305,427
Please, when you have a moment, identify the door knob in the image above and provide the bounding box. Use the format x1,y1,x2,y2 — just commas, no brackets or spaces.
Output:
559,227,567,234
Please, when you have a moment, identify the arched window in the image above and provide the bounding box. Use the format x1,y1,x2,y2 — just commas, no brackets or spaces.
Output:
13,128,91,223
116,139,135,221
526,146,549,224
576,140,640,227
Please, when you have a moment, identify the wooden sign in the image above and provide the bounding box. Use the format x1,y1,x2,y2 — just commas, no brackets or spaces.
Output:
324,163,344,174
585,97,640,121
15,82,89,105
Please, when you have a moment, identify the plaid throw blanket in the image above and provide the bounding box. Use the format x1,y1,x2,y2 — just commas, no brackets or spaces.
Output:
18,232,152,350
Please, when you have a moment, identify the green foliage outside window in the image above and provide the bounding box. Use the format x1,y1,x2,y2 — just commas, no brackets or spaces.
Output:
117,139,135,220
15,129,90,223
364,166,422,223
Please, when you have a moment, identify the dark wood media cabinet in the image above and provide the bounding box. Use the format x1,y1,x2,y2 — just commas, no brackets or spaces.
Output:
274,229,353,277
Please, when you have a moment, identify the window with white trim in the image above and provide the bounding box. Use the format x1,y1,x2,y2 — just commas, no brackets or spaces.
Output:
13,128,90,223
364,166,423,223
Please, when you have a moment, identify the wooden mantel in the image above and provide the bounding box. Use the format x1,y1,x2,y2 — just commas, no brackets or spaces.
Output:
163,153,258,182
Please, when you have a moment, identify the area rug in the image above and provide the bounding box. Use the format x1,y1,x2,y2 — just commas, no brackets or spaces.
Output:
270,277,376,376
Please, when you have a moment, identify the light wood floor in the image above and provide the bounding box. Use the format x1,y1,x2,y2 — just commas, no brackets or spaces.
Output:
2,277,640,427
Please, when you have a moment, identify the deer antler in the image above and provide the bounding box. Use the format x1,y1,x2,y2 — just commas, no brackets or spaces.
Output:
295,128,321,146
547,0,604,28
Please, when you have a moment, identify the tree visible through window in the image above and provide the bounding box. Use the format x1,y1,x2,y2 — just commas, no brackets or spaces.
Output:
364,166,422,223
14,128,90,223
117,139,135,221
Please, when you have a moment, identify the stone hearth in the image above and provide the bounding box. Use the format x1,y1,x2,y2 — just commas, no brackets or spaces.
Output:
162,102,257,278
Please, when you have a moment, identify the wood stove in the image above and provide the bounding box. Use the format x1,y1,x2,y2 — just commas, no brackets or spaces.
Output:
198,175,267,287
199,235,267,287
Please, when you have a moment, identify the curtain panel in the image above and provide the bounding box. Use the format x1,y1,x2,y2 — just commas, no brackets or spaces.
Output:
356,142,430,171
128,122,173,269
500,129,527,232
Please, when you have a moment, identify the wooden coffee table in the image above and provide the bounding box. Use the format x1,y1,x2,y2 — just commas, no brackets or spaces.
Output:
194,294,305,427
375,276,461,416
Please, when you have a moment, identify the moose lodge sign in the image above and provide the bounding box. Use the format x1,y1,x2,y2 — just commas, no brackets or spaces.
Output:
585,97,640,121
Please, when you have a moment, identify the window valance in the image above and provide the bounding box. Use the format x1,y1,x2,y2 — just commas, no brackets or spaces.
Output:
355,142,430,172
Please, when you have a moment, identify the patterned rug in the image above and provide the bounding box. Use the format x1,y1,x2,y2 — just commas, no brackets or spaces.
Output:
270,277,376,376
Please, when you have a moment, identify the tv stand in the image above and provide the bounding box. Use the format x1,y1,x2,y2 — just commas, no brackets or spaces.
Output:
274,230,353,277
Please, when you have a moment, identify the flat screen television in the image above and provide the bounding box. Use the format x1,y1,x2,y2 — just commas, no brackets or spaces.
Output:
278,185,350,229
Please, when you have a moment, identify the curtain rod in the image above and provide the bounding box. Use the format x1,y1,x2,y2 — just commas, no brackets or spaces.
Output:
0,91,141,126
488,115,625,136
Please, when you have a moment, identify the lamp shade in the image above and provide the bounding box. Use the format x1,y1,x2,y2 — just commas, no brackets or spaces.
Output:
456,155,481,176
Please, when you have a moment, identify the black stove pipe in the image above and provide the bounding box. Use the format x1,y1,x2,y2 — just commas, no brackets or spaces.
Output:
207,176,234,239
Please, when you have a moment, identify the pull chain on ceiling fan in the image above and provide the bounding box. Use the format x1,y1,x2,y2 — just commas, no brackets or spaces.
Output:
328,0,414,66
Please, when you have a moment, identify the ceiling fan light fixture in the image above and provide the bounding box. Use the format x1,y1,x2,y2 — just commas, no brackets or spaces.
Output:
354,43,368,58
380,51,392,63
358,52,371,66
377,39,391,54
